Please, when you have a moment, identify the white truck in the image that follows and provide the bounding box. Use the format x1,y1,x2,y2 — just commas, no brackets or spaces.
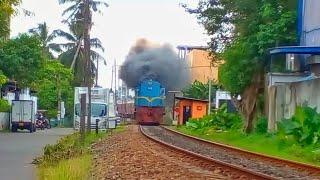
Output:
74,87,120,130
11,100,36,133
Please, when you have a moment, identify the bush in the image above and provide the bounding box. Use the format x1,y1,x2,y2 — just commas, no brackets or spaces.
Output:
278,106,320,145
0,99,10,112
255,116,268,134
186,103,243,130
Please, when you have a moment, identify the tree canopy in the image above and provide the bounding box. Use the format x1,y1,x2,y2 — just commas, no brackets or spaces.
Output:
0,34,43,87
182,80,219,100
185,0,298,132
34,60,73,118
0,0,21,39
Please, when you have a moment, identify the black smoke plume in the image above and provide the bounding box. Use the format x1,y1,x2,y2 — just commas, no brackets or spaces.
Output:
120,39,190,91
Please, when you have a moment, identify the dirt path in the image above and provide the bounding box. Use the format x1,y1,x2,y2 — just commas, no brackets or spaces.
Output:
92,125,229,179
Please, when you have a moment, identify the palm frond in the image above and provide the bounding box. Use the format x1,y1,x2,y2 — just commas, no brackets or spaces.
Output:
58,0,80,5
46,32,56,42
52,29,77,42
62,3,80,16
90,38,104,51
90,50,105,61
48,43,64,53
90,1,108,12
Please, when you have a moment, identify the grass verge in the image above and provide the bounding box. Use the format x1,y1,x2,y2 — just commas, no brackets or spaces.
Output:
175,126,320,166
36,126,125,180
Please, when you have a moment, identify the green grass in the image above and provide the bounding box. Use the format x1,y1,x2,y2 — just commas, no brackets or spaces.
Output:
0,129,9,133
38,155,91,180
37,125,125,180
175,126,320,166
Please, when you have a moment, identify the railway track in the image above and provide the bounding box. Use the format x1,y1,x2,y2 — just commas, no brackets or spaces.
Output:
140,125,320,180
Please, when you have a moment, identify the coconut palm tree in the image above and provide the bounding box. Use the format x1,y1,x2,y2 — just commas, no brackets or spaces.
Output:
52,22,105,86
28,22,61,58
58,0,108,23
59,0,108,132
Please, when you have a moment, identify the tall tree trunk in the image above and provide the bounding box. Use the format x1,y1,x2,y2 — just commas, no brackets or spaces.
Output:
232,73,263,133
83,0,92,133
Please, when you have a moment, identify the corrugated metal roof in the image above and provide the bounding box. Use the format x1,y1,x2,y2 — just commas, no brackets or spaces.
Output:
175,96,209,102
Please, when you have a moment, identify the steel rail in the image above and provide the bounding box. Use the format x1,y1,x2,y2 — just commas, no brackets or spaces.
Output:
161,125,320,175
140,125,276,180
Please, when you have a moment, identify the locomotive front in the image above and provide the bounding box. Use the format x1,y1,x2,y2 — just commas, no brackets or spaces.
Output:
135,79,165,125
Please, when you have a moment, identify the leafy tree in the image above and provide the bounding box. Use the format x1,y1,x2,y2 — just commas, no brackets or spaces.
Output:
182,80,219,100
0,71,7,86
0,0,21,40
34,60,73,119
0,34,43,87
185,0,297,133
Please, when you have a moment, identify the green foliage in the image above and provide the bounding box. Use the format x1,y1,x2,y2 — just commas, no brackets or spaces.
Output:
177,126,320,166
182,80,219,100
186,104,243,130
0,34,43,87
34,60,73,119
255,116,268,134
0,71,7,85
219,41,258,94
28,22,59,58
34,132,103,166
35,126,124,166
186,0,297,95
0,99,10,112
54,23,105,86
278,106,320,145
0,0,21,39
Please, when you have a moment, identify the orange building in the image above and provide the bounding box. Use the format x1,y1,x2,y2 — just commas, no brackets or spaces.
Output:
178,46,219,83
175,96,208,125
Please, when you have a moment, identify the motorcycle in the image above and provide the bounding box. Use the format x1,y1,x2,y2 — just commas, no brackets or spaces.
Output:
36,118,45,130
43,118,51,129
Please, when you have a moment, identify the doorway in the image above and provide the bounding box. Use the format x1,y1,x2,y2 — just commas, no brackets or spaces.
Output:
183,106,191,124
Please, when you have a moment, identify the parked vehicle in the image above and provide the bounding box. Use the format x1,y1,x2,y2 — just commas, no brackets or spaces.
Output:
74,87,120,130
35,113,51,129
117,102,135,119
11,100,36,133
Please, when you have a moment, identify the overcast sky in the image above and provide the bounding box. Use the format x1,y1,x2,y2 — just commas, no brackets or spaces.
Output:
11,0,209,88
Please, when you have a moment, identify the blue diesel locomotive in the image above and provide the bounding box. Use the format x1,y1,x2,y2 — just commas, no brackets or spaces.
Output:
135,79,165,125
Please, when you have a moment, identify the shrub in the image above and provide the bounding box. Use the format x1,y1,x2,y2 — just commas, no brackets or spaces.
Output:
0,99,10,112
255,116,268,134
278,106,320,145
186,103,243,130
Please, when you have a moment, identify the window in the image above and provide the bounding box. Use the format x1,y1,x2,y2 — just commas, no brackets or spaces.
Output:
75,103,107,117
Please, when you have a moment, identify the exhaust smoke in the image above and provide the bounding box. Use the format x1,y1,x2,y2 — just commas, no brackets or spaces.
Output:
120,39,190,91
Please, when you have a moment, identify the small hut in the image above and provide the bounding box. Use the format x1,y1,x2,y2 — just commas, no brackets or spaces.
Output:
174,96,208,125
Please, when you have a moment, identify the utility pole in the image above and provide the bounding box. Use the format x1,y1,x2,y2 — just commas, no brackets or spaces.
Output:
114,59,117,103
111,63,114,91
208,79,212,115
83,0,92,133
96,58,99,87
80,93,86,143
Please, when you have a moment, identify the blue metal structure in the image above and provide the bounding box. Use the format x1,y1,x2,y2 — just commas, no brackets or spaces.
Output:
299,0,320,46
269,0,320,70
135,79,165,107
269,46,320,55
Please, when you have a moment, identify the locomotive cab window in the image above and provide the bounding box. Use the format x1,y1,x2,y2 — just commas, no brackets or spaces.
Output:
160,88,165,96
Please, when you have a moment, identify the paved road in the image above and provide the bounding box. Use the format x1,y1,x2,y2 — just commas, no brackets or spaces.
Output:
0,128,74,180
